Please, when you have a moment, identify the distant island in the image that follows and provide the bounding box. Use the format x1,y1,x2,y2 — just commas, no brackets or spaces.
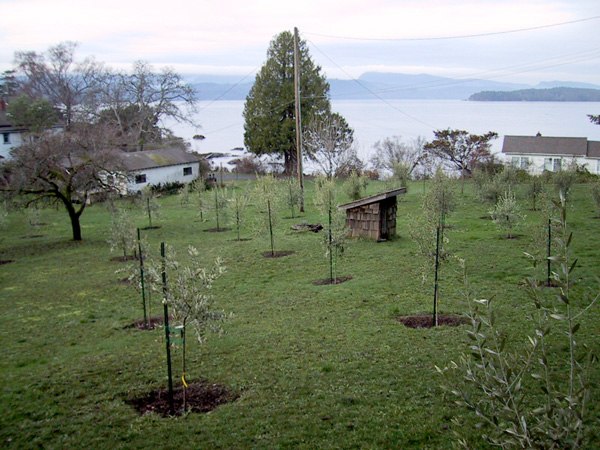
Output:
468,87,600,102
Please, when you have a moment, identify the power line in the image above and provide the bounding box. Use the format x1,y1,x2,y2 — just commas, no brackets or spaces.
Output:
305,15,600,41
307,38,436,129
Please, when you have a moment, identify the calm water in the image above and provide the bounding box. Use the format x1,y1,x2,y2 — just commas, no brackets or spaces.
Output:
169,99,600,165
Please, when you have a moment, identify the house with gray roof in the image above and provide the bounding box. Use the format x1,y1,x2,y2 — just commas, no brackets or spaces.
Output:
117,147,202,193
502,135,600,175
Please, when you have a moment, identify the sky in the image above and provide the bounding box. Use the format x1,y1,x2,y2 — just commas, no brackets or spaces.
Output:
1,0,599,85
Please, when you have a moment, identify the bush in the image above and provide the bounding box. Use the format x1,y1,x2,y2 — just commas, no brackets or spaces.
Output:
150,181,185,196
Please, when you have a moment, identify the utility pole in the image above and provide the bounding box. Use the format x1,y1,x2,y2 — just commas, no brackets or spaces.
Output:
293,26,305,212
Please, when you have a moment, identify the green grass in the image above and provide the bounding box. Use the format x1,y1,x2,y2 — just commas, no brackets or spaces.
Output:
1,179,599,448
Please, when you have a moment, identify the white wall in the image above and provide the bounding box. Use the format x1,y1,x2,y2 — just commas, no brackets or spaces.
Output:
127,162,200,193
0,130,23,160
510,154,599,175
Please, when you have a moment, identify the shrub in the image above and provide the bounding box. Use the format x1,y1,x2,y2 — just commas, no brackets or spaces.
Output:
489,189,525,239
344,171,368,200
150,181,185,195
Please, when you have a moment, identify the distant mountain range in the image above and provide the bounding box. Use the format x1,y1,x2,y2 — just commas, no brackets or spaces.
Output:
187,72,600,101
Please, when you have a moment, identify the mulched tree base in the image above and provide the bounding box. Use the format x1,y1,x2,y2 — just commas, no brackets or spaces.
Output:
396,314,469,329
499,234,522,240
125,316,164,330
0,259,15,265
262,250,294,258
230,238,252,242
312,275,353,285
110,255,139,262
127,380,238,417
204,227,231,233
525,279,561,288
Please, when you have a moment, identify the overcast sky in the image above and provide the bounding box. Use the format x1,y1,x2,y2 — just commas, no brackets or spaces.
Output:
1,0,599,85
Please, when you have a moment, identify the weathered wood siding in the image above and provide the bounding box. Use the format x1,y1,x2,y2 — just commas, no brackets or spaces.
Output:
345,198,397,240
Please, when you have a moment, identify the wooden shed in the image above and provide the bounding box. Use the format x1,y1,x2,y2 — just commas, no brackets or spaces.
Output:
339,188,406,241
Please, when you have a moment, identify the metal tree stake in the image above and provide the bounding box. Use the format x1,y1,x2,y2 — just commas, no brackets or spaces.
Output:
161,242,175,415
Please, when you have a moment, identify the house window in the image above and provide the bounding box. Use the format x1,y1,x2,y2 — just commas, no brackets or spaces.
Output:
511,156,530,169
183,166,192,176
544,157,562,172
2,133,9,144
135,174,147,184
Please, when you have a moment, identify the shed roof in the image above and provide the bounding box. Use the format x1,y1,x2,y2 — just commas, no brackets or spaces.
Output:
118,148,202,171
502,135,589,157
338,187,407,210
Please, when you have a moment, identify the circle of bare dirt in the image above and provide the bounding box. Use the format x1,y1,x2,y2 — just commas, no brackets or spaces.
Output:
125,316,165,330
396,314,468,329
312,275,353,285
0,259,15,265
110,255,139,262
127,380,238,417
262,250,294,258
204,227,231,233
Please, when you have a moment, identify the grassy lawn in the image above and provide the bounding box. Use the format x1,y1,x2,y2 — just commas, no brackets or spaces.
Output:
1,179,599,448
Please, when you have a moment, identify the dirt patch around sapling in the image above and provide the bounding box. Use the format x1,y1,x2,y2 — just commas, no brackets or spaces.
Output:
396,314,468,329
127,380,238,417
262,250,295,258
110,255,139,262
312,275,353,285
204,227,231,233
125,316,164,330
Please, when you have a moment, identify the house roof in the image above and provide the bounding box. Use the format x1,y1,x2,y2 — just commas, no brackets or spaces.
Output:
118,148,202,171
338,187,407,210
502,135,590,157
588,140,600,158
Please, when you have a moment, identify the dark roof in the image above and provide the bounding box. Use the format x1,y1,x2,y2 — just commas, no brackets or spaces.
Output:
118,148,202,171
502,135,589,157
588,141,600,158
338,188,407,210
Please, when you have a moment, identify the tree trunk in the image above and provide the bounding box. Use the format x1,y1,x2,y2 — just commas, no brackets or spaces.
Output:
58,195,85,241
66,204,83,241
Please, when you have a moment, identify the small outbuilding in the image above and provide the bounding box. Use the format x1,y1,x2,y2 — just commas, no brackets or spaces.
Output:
339,188,406,241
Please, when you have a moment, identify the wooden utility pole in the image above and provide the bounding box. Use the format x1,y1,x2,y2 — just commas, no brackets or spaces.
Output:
293,26,305,212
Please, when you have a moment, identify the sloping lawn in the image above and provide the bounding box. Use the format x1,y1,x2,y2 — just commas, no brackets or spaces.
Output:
1,180,599,448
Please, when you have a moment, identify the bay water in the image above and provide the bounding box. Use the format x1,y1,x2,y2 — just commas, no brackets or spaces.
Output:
169,99,600,168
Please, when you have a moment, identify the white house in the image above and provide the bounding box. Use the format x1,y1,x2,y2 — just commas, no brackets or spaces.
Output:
502,135,600,175
117,147,203,193
0,106,26,160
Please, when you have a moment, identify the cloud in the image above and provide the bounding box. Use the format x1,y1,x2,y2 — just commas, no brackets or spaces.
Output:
1,0,598,83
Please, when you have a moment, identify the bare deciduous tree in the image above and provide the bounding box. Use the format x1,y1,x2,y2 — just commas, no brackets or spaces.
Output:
303,112,356,178
98,61,198,150
370,135,427,177
1,124,121,241
14,41,104,129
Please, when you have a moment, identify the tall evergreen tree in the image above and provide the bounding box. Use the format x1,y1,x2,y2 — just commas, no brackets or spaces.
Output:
243,30,331,174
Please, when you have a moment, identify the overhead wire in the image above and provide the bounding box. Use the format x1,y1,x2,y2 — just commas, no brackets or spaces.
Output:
304,15,600,41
